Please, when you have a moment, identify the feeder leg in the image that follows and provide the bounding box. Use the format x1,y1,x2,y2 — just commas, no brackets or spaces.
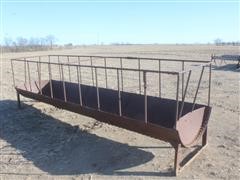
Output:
202,128,208,146
17,92,21,109
174,144,181,176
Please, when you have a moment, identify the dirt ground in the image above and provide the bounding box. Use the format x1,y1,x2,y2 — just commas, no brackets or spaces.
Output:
0,45,239,180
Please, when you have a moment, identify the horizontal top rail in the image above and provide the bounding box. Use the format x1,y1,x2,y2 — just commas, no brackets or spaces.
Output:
49,54,210,63
11,58,179,75
14,54,210,63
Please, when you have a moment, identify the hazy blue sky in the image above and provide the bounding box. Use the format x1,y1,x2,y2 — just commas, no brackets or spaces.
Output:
1,0,239,45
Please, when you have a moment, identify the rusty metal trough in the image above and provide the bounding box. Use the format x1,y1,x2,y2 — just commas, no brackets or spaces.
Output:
11,55,212,176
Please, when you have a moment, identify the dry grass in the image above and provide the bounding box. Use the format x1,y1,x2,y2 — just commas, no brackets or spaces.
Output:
0,44,239,180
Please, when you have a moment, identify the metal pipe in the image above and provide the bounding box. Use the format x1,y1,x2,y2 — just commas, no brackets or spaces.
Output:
90,57,94,86
37,62,42,95
138,58,141,94
67,56,71,82
175,74,180,127
179,70,192,118
76,66,83,106
120,58,123,91
58,55,62,80
24,58,27,87
11,59,180,75
159,60,161,97
182,61,185,100
48,63,53,98
47,54,209,63
192,66,205,111
10,60,15,87
38,57,42,94
143,71,147,123
95,67,100,110
48,55,53,98
61,64,67,102
117,69,122,116
104,57,108,88
208,63,212,106
78,56,82,83
27,61,32,91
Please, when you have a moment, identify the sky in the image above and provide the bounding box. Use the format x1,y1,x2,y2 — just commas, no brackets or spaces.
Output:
1,0,239,45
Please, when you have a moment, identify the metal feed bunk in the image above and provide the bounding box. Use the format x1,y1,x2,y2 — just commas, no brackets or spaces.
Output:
11,55,212,176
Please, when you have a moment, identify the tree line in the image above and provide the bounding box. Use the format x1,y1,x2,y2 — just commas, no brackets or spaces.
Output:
2,35,57,52
214,38,240,46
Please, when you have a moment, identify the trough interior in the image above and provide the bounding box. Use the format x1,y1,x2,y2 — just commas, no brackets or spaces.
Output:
41,80,204,129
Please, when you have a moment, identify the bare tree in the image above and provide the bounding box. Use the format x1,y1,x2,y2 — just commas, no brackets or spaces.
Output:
214,38,222,45
16,37,28,47
2,35,61,52
4,37,13,47
45,35,56,49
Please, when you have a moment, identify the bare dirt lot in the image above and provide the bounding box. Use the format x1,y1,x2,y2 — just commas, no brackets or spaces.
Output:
0,45,239,180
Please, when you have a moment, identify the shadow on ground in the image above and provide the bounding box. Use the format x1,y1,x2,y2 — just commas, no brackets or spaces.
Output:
0,100,173,177
212,63,240,72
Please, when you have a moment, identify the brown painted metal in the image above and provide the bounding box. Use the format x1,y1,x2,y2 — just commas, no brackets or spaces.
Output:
11,55,212,176
179,70,192,117
13,54,209,63
104,57,108,88
48,54,209,63
117,69,122,116
158,60,161,97
11,58,180,75
16,82,181,143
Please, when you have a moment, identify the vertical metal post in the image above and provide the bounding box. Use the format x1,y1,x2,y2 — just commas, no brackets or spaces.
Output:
95,67,100,110
10,60,16,87
37,61,42,95
17,92,21,108
192,66,205,111
117,69,122,116
175,74,180,127
38,56,41,70
78,56,82,83
58,56,62,80
24,58,27,88
90,57,94,86
48,55,51,63
143,71,147,123
104,57,108,88
67,56,71,82
61,64,67,102
120,58,123,91
208,63,212,106
174,144,181,176
76,66,83,106
159,60,161,97
27,61,32,91
182,61,184,101
38,57,42,94
138,58,141,94
48,62,53,98
179,70,192,118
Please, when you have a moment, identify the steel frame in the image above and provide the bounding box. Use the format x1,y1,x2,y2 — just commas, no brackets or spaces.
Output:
11,55,212,176
11,55,211,122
